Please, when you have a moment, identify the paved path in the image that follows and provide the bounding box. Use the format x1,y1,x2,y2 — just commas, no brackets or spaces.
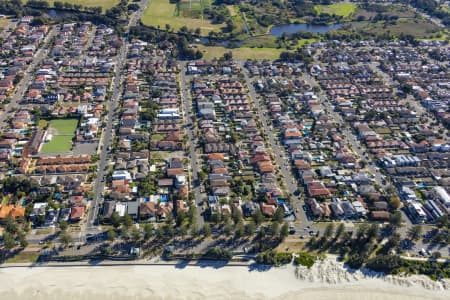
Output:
1,258,253,269
400,255,450,263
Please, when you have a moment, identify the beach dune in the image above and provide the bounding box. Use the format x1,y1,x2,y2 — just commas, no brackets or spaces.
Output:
0,262,448,300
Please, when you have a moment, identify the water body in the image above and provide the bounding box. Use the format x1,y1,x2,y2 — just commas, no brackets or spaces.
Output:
270,23,342,37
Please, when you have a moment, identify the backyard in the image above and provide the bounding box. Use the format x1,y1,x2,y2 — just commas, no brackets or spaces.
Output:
141,0,224,36
40,119,78,153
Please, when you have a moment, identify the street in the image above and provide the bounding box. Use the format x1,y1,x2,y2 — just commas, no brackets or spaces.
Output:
240,61,312,229
179,62,204,228
84,0,150,239
0,26,58,129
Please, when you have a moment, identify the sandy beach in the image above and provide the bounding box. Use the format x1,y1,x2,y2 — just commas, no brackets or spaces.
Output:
0,258,449,300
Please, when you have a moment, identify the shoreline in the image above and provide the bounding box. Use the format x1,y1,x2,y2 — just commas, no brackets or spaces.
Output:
0,256,448,300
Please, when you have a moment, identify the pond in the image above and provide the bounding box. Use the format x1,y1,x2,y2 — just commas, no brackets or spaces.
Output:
270,23,342,37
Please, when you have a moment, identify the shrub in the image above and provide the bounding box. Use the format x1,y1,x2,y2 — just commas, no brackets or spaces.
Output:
294,252,316,269
256,251,292,266
346,253,365,269
204,247,233,260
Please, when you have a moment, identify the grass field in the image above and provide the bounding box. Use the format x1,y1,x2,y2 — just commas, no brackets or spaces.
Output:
426,31,449,41
141,0,223,36
5,251,40,263
40,119,78,153
47,119,78,135
0,17,10,31
314,3,356,17
226,5,237,17
39,0,119,11
196,45,284,60
176,0,212,18
242,35,278,48
354,4,416,20
352,18,440,39
297,38,319,48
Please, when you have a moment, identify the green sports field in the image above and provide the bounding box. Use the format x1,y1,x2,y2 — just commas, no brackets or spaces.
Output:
40,119,78,153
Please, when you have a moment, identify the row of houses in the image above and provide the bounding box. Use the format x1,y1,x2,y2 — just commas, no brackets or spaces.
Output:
0,16,49,103
314,40,450,224
247,59,394,221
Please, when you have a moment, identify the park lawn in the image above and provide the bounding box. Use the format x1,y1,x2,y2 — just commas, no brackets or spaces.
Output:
196,45,284,60
141,0,223,36
48,119,78,135
242,35,278,48
41,0,119,11
297,38,319,48
314,3,356,17
5,251,40,263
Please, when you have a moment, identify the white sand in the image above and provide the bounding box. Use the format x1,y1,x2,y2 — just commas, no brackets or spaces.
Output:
0,259,449,300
